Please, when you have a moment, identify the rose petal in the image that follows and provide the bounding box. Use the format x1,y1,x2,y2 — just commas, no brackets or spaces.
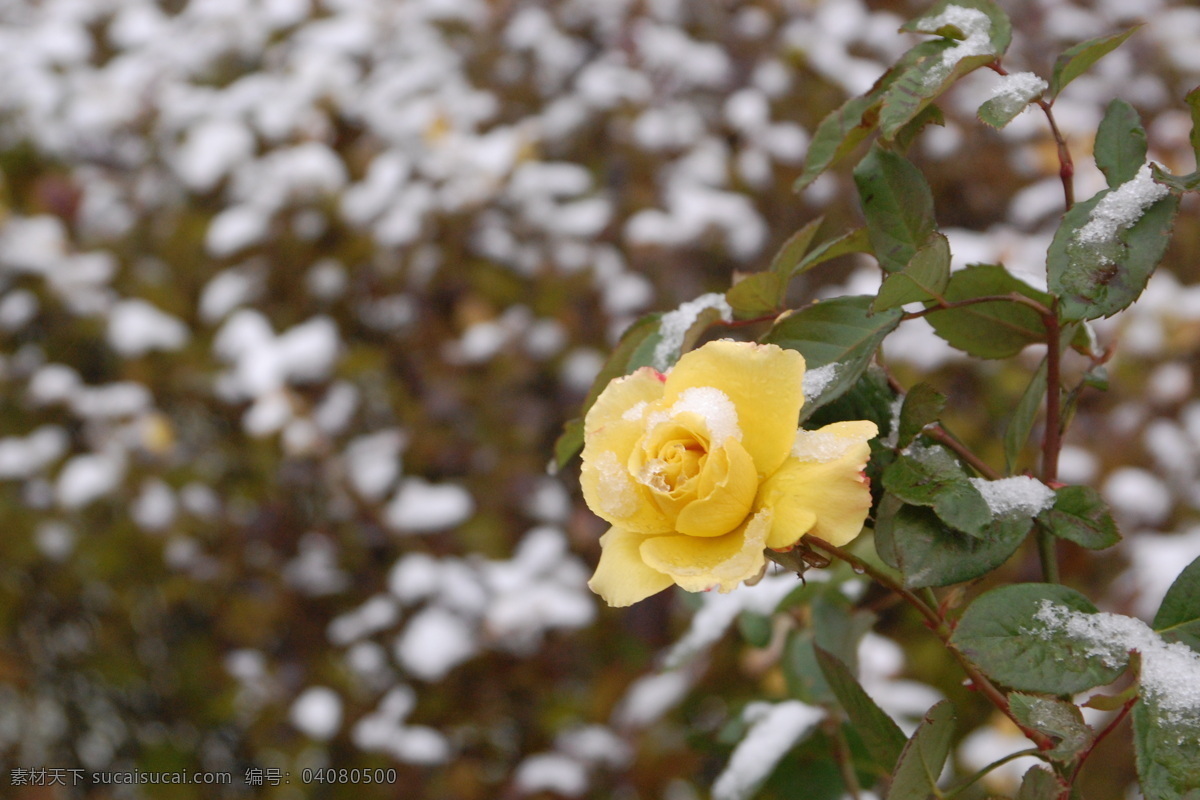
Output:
580,368,673,533
639,508,772,593
674,436,757,537
663,341,804,478
587,527,674,607
756,421,877,548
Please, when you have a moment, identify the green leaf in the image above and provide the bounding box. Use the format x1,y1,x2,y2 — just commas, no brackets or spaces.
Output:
1150,90,1200,192
793,40,953,192
1134,698,1200,800
882,446,991,536
1095,98,1148,188
795,94,882,193
978,75,1046,129
886,700,956,800
950,584,1126,694
1153,555,1200,652
853,146,937,274
884,1,1011,139
784,596,875,704
1008,693,1093,762
925,264,1052,358
793,227,873,275
1018,765,1067,800
761,296,902,421
874,233,951,312
770,216,826,276
900,0,1012,52
588,312,661,400
891,102,945,152
738,611,774,648
1049,26,1141,100
814,645,908,777
1048,185,1181,321
1151,164,1200,193
553,417,585,470
879,49,997,140
897,383,946,448
1037,485,1121,550
1004,357,1047,471
874,498,1028,589
727,272,785,318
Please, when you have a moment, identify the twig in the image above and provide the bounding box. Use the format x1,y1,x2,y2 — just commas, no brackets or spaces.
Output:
1065,696,1138,792
988,61,1074,210
800,535,1054,751
900,292,1052,322
926,424,1003,481
1038,299,1063,583
942,748,1045,799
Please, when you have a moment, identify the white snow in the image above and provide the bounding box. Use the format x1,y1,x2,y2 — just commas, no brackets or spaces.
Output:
328,595,400,646
393,606,478,681
969,476,1055,517
916,6,995,87
352,685,451,765
1103,467,1173,527
664,573,813,669
132,479,177,532
513,753,588,797
344,429,406,500
593,450,640,518
0,426,68,479
651,293,734,370
290,687,343,741
199,267,263,324
984,71,1047,118
801,363,840,403
712,701,825,800
648,386,743,444
55,449,127,509
107,300,190,358
791,428,858,464
612,669,694,729
1035,602,1200,728
384,477,475,533
1074,166,1171,264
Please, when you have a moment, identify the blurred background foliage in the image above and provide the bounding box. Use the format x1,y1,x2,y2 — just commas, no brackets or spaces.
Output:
0,0,1198,798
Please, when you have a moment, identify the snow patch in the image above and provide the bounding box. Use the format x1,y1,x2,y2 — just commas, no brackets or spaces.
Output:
985,71,1046,118
648,386,743,444
651,293,733,370
969,476,1055,517
712,701,825,800
1035,602,1200,729
1074,166,1171,265
917,6,995,87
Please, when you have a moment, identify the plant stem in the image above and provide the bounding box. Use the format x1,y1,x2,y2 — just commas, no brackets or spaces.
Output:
942,748,1044,799
1066,697,1138,790
899,292,1051,322
801,536,1054,751
926,424,1003,481
1038,300,1063,584
827,718,863,800
988,61,1074,210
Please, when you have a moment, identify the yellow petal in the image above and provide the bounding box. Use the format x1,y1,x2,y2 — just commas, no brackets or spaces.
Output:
664,341,804,478
674,437,757,537
756,421,877,548
580,368,673,533
587,527,674,607
639,508,772,593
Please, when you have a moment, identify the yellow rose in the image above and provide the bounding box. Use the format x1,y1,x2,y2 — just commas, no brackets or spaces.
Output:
580,340,877,607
